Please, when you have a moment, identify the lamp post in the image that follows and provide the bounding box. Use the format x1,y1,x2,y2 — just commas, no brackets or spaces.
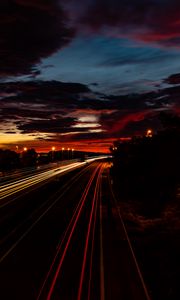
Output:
67,148,70,159
72,148,74,159
51,146,56,161
62,147,65,160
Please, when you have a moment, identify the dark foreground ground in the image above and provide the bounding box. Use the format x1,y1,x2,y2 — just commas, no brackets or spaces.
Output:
111,167,180,300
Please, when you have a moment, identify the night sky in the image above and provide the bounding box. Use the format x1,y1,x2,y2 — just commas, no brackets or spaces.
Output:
1,0,180,152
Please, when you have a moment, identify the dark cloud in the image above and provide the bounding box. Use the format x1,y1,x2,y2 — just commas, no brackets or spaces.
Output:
0,81,91,118
63,0,180,47
164,73,180,85
5,131,17,134
0,79,179,141
0,0,74,76
0,80,89,97
1,0,180,80
17,118,76,134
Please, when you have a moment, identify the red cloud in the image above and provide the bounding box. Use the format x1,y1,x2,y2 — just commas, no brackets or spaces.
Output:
108,110,153,133
63,0,180,47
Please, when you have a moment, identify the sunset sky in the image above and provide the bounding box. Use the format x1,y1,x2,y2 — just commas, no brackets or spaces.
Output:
1,0,180,152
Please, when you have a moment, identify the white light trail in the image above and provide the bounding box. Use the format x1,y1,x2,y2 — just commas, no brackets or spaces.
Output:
0,156,108,201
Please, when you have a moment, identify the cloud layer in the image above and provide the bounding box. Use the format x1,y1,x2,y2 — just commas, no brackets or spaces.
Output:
2,0,180,78
1,1,180,151
0,0,74,76
0,78,179,146
59,0,180,49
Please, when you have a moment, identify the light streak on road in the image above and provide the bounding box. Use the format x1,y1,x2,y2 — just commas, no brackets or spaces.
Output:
87,170,100,300
77,165,103,300
36,165,98,300
0,157,108,203
0,159,152,300
0,163,84,200
0,164,93,264
0,160,78,185
85,156,108,163
99,173,105,300
45,164,101,300
36,163,107,300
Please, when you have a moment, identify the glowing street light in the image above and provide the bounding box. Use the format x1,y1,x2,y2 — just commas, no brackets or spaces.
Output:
67,148,70,159
146,129,153,137
23,147,27,152
61,147,65,160
51,146,56,161
72,148,74,159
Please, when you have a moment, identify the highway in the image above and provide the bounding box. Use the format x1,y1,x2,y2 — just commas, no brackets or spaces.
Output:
0,159,90,185
0,159,151,300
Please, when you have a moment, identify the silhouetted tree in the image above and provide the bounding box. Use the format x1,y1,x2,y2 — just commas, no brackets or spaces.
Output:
0,149,20,171
159,111,180,130
21,148,37,166
110,113,180,217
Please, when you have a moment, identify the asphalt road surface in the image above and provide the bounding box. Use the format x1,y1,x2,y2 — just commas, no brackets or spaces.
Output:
0,160,151,300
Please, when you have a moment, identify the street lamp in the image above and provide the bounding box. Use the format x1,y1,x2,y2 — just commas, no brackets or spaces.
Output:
51,146,56,161
72,148,74,159
62,147,65,160
67,148,70,159
146,129,153,137
23,147,27,152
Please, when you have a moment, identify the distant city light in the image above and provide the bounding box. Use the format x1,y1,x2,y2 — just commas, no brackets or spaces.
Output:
23,147,27,151
52,146,56,151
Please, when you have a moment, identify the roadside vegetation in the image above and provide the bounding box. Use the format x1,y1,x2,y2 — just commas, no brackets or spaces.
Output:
110,112,180,300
